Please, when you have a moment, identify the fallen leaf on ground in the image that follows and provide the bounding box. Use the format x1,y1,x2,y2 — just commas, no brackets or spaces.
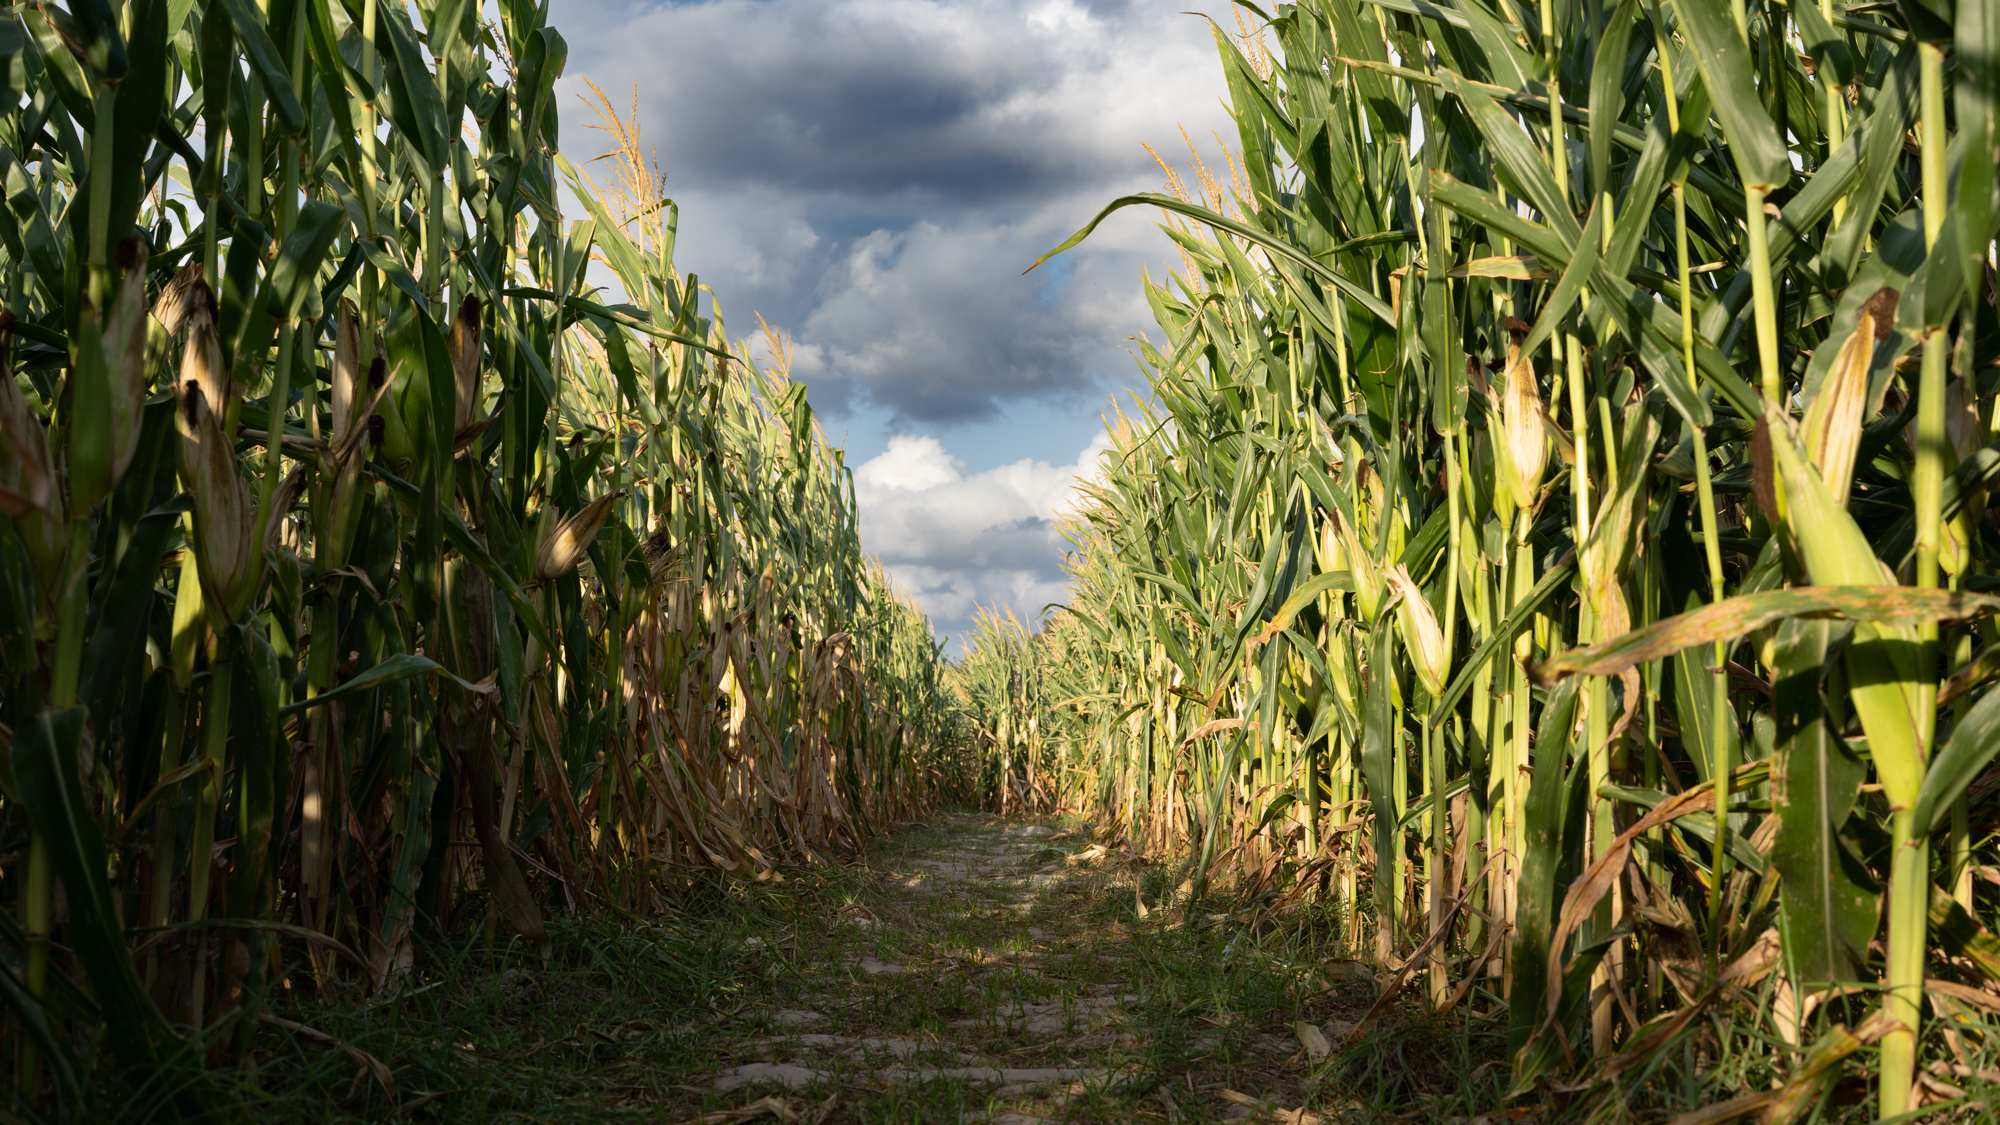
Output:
1295,1021,1330,1061
1220,1088,1323,1124
672,1094,804,1124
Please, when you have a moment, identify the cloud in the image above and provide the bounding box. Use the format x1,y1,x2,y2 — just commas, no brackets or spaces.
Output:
551,0,1235,425
558,0,1225,203
853,432,1111,651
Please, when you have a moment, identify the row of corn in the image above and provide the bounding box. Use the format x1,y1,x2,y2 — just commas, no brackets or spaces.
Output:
0,0,971,1115
964,0,1999,1113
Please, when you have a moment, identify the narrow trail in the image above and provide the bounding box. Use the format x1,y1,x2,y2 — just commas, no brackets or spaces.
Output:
259,812,1496,1121
711,817,1127,1118
679,813,1394,1124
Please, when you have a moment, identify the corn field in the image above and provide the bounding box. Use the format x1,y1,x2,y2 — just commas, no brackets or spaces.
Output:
967,0,2000,1114
0,0,971,1115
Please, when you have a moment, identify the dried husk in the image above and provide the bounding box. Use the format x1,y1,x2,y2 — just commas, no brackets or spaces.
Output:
101,238,154,497
535,493,623,580
1333,507,1383,626
150,264,206,337
264,466,310,553
643,527,683,584
1802,300,1883,507
178,283,230,421
0,315,54,520
176,383,259,622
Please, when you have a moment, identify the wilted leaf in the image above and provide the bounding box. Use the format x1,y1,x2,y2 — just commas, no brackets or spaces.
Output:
1533,587,2000,683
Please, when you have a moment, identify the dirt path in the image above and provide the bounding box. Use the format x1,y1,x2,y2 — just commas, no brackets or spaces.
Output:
259,812,1498,1122
684,813,1361,1124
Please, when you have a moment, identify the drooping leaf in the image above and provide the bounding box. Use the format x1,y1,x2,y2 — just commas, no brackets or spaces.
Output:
1534,586,2000,682
1770,619,1878,983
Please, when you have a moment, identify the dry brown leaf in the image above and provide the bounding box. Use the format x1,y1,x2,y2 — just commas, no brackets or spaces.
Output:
260,1013,396,1104
1295,1020,1330,1061
1926,977,2000,1014
1664,1091,1777,1125
1218,1089,1322,1124
671,1095,804,1124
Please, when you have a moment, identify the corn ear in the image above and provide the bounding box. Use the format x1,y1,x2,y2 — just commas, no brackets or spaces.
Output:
536,493,623,580
332,301,361,445
1499,347,1547,510
1387,563,1449,697
1767,405,1925,807
450,294,483,439
175,385,259,624
1802,291,1893,506
176,284,229,421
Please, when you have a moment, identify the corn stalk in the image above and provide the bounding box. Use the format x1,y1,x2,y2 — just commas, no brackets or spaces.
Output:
970,0,2000,1110
0,1,969,1114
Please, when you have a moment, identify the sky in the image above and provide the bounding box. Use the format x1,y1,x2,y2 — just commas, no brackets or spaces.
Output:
547,0,1239,652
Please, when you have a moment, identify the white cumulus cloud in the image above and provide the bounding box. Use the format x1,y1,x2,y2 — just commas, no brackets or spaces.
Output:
854,431,1111,651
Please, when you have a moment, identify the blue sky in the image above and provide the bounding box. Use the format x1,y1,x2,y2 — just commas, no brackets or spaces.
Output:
549,0,1238,649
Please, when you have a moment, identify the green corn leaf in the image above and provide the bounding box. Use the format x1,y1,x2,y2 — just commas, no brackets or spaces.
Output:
1534,585,2000,682
1672,0,1792,189
214,0,305,133
1770,618,1879,983
1429,170,1751,424
1585,0,1639,202
1212,23,1286,210
304,0,363,162
1671,640,1739,786
1519,202,1603,361
0,944,82,1107
278,653,486,718
1912,683,2000,835
1450,0,1536,91
1930,890,2000,980
1437,69,1582,249
11,709,192,1084
1509,679,1583,1068
361,241,430,314
504,287,736,360
1954,0,1999,298
1793,0,1856,90
368,0,450,173
1359,627,1400,943
1356,0,1469,30
264,199,345,320
80,496,191,732
1030,192,1395,328
513,26,566,153
63,0,127,79
104,0,170,256
1770,418,1927,809
1895,0,1953,44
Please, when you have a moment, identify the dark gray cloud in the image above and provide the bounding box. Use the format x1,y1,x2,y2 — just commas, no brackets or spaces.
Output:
550,0,1235,426
555,0,1206,206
